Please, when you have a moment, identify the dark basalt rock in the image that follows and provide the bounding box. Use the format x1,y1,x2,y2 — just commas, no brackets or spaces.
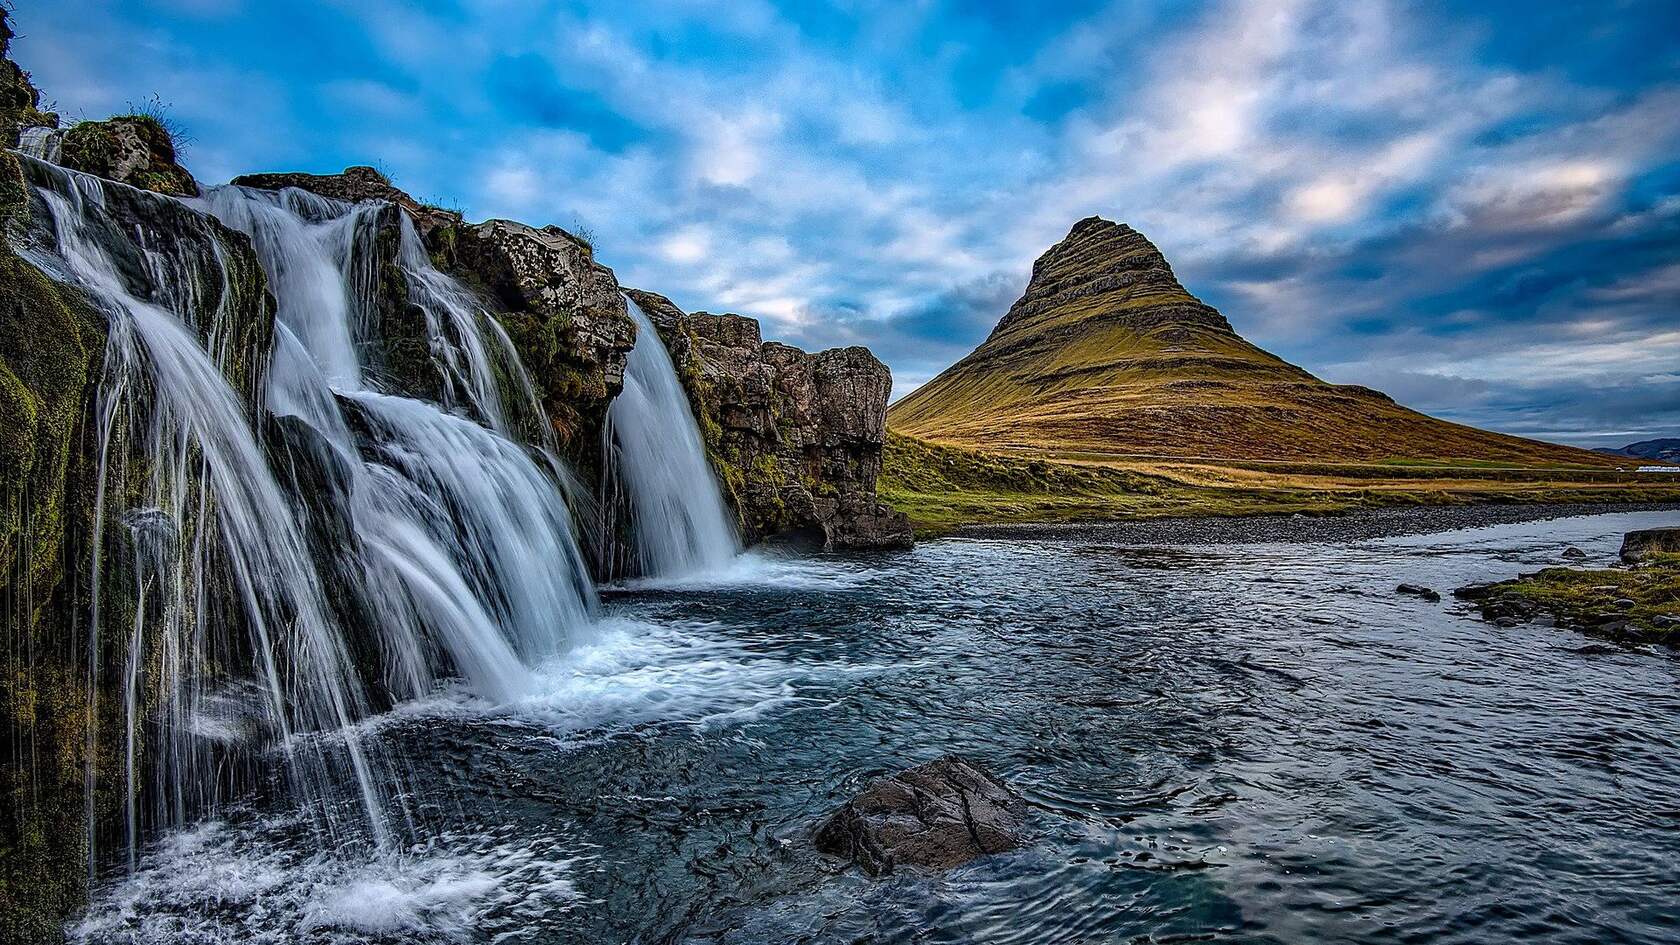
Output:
626,288,911,551
1396,583,1441,602
1562,546,1588,559
1620,528,1680,563
814,755,1025,875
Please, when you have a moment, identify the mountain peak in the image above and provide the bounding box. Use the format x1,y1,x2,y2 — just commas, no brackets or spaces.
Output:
992,216,1229,339
889,216,1617,469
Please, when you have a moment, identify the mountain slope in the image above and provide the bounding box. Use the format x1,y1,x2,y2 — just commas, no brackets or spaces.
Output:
890,217,1620,468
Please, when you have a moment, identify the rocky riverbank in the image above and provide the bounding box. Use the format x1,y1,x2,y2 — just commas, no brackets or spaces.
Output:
956,502,1680,545
1455,530,1680,648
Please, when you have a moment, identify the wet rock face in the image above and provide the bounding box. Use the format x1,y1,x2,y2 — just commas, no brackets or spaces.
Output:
60,117,198,197
443,219,636,457
627,288,912,550
815,755,1026,875
1620,528,1680,563
232,166,462,238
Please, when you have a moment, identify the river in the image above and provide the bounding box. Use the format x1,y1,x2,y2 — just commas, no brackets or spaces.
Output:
73,507,1680,944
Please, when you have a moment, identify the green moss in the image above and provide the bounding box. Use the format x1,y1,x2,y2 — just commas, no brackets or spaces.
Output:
0,154,111,938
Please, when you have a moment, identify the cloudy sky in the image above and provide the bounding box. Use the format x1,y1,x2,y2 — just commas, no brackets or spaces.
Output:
15,0,1679,446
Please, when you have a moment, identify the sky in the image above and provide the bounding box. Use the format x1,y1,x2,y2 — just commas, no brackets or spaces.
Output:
13,0,1680,447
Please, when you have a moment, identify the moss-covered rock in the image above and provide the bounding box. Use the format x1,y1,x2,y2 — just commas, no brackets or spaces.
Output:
0,146,108,942
60,116,198,197
1455,552,1680,647
0,139,275,938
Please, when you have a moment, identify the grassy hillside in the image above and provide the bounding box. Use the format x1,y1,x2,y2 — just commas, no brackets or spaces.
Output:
889,217,1623,469
880,433,1680,535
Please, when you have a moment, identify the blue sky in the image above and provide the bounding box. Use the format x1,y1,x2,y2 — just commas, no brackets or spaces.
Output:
14,0,1680,446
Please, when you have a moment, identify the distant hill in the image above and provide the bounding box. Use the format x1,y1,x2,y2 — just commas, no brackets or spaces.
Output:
1597,438,1680,463
889,217,1621,469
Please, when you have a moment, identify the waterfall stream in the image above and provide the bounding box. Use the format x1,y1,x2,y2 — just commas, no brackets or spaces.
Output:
13,156,606,873
606,299,741,577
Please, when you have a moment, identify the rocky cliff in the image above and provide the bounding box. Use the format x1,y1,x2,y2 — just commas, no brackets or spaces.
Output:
224,167,907,550
0,13,911,932
627,289,911,550
1,102,274,943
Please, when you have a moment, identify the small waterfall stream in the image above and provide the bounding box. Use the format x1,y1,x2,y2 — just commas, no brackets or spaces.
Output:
606,299,741,577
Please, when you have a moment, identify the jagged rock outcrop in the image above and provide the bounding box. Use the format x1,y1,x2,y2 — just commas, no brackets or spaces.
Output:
627,288,911,550
59,117,198,197
814,755,1026,874
890,215,1627,468
439,220,635,454
232,166,461,237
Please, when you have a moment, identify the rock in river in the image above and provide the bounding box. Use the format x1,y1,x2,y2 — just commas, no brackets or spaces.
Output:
814,755,1026,875
1620,527,1680,563
1396,583,1441,602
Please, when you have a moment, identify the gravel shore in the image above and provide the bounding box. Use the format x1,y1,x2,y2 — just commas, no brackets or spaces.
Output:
955,502,1680,545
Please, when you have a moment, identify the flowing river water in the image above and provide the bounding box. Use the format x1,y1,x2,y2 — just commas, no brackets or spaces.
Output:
71,507,1680,945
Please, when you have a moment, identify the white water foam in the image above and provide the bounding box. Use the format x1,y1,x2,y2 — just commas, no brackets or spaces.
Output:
71,818,582,944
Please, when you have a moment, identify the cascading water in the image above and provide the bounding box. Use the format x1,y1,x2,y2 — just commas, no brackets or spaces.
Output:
605,299,741,578
196,183,599,703
13,154,602,876
17,124,62,163
17,157,392,866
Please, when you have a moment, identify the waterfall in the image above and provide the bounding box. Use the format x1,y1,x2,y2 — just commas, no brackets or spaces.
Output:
17,124,63,163
18,159,393,865
606,298,741,577
13,155,598,871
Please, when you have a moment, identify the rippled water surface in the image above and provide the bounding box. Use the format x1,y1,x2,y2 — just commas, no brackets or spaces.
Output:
79,509,1680,944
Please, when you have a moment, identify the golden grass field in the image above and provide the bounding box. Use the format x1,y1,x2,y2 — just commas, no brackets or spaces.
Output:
878,433,1680,535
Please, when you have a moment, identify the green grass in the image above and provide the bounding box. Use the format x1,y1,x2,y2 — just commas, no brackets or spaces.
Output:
879,433,1373,535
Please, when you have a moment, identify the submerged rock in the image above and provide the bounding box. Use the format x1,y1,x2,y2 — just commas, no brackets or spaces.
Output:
1562,546,1588,560
814,755,1026,875
1396,583,1441,602
1620,528,1680,563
